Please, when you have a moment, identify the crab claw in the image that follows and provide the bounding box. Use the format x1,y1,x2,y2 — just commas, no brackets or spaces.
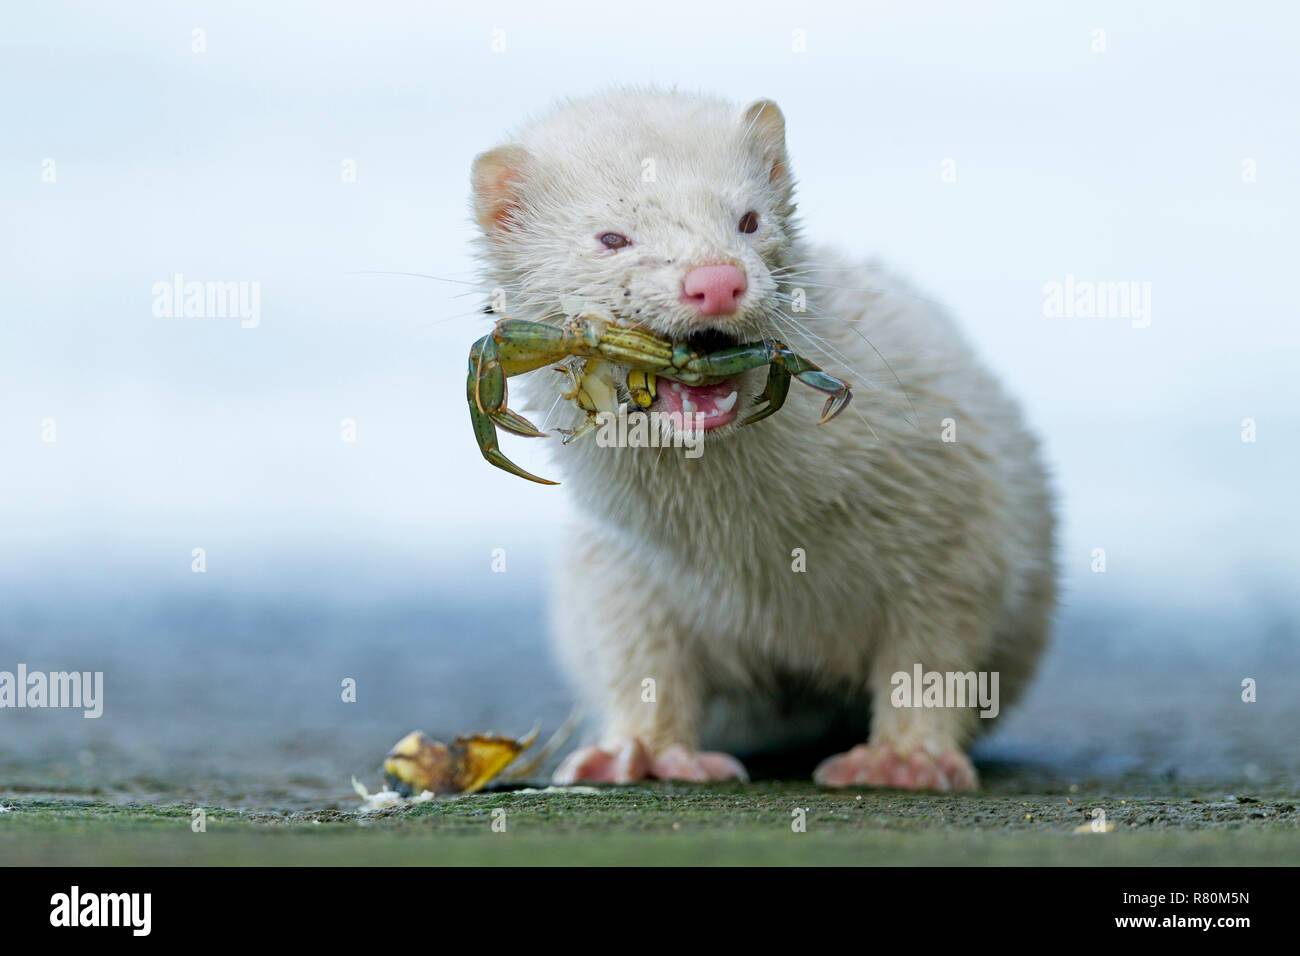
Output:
491,407,548,438
484,447,557,485
467,329,560,485
791,368,852,424
818,387,853,424
472,402,557,484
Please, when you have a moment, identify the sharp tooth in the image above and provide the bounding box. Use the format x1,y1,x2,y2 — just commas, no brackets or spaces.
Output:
681,397,698,416
715,391,738,414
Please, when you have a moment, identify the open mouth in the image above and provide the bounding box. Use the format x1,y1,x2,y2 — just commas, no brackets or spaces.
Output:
653,329,743,431
656,378,741,430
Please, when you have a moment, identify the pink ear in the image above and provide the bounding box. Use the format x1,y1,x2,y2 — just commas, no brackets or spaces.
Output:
741,99,790,189
471,144,531,232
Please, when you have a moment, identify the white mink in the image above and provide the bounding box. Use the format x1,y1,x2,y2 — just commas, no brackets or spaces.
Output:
469,88,1056,790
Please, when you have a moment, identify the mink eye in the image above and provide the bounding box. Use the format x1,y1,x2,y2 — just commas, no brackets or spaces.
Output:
738,211,760,234
599,232,630,250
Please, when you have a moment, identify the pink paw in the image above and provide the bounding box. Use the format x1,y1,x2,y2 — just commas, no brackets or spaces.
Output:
553,739,749,784
813,742,978,791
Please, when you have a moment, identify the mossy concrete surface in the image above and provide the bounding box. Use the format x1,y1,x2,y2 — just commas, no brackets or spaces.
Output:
2,780,1296,866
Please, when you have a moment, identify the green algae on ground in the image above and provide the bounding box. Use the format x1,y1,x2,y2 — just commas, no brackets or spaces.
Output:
1,781,1296,866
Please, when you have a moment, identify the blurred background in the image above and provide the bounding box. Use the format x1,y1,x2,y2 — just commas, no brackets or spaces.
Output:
2,1,1296,803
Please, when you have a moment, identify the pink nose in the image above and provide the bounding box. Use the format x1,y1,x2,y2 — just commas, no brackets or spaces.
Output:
681,265,747,315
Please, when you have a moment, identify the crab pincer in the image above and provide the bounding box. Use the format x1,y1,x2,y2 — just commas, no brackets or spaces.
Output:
467,327,557,485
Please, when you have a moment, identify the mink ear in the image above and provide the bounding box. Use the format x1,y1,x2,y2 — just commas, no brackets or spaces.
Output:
471,144,532,233
740,99,790,190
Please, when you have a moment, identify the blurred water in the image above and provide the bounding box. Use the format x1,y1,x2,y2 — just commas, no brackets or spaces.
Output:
2,577,1295,802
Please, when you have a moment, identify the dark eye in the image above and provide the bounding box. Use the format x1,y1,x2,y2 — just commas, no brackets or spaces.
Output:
738,211,760,234
599,232,630,250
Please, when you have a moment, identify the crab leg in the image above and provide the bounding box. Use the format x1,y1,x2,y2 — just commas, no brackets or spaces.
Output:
739,363,792,426
674,340,853,425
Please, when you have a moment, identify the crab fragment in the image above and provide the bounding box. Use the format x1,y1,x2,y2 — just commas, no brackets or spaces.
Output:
382,725,539,796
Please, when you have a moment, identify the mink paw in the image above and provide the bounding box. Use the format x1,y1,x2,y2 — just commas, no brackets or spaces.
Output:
553,739,749,784
813,742,978,791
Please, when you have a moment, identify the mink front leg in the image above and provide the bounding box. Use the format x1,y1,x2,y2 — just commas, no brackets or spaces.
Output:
550,531,747,784
815,604,993,791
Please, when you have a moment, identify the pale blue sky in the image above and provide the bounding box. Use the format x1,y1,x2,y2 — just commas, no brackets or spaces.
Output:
2,1,1297,614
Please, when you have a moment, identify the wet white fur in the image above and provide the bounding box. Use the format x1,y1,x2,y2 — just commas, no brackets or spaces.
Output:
471,89,1056,767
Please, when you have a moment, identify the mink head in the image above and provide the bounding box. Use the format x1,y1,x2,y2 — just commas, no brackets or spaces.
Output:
470,89,802,346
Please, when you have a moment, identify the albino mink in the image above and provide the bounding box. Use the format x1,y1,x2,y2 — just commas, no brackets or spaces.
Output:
469,89,1055,790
